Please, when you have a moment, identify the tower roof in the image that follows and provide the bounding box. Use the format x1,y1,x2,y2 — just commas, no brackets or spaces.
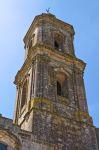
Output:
23,13,75,44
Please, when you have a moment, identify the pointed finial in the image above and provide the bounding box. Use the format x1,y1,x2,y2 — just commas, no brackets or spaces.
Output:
46,8,50,14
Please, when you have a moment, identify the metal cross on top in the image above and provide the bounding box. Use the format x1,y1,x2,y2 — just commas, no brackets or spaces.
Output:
46,8,50,13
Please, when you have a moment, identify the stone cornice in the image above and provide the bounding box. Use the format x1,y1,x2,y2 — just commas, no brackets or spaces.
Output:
14,44,86,85
23,13,75,44
20,97,93,127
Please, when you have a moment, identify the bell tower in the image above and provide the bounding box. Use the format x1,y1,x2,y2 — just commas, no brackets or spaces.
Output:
13,13,98,149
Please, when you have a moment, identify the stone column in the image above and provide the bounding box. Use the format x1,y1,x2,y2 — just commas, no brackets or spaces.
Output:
30,63,35,99
13,85,21,124
34,55,49,98
34,58,39,97
68,74,76,108
74,69,88,113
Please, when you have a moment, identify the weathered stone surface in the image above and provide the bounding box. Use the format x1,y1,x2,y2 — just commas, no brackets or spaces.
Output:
96,128,99,149
0,13,98,150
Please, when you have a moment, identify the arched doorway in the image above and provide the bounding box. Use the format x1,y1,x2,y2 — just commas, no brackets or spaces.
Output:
0,143,7,150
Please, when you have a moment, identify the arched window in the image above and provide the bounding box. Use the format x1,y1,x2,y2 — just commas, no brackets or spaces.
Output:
54,33,64,51
54,40,59,49
0,143,7,150
57,81,62,96
56,72,68,98
21,80,28,108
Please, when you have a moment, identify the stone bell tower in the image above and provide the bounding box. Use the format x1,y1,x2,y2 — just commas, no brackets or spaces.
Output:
13,13,98,150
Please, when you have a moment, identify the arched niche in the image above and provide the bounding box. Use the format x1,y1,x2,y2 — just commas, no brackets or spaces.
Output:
53,31,65,52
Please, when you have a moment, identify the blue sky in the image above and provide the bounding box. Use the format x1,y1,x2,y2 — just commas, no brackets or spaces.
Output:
0,0,99,126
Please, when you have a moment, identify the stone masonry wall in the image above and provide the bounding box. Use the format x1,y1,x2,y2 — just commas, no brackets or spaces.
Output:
96,128,99,149
12,13,99,150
